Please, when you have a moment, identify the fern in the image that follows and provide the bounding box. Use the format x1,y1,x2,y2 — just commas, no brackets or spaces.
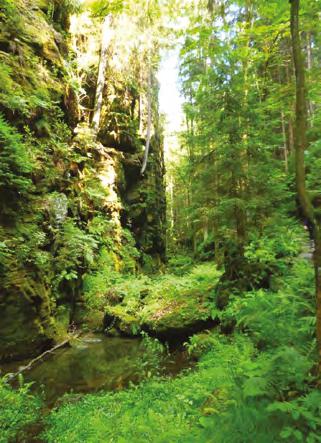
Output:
0,115,33,214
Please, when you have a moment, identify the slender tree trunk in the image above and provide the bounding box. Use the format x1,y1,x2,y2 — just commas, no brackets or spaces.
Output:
285,62,295,153
139,94,143,135
306,32,314,125
288,117,295,153
92,16,111,134
139,68,144,135
307,33,313,71
281,111,289,173
290,0,321,375
278,68,289,172
315,230,321,373
290,0,314,221
169,178,174,231
141,66,152,175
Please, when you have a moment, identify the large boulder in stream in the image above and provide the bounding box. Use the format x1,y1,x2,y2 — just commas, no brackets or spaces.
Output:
142,290,219,340
103,264,222,341
104,289,219,341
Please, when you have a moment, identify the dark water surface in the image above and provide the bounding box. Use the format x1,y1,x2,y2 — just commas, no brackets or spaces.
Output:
1,334,191,407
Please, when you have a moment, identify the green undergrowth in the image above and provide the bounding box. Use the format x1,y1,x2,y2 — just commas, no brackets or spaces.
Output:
87,217,308,337
1,253,320,442
0,377,41,443
42,255,321,443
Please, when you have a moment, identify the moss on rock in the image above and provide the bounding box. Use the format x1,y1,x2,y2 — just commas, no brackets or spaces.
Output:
104,263,222,341
0,292,56,362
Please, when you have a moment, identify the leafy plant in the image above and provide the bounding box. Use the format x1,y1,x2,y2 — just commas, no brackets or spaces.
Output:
0,116,33,214
136,331,167,378
54,219,98,294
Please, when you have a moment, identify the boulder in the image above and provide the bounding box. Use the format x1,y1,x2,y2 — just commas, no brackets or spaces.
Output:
104,287,218,342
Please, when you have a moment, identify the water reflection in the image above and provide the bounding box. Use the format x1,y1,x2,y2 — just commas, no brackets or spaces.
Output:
1,334,191,406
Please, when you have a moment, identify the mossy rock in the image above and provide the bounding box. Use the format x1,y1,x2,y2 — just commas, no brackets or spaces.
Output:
141,289,218,340
105,306,141,336
104,287,218,342
73,303,105,332
0,293,57,362
55,304,73,338
18,2,63,66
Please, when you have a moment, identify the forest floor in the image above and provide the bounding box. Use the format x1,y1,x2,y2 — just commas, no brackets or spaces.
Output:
2,225,321,442
40,254,321,443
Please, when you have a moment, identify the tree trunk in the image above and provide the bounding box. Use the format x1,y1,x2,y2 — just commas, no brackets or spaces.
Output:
306,32,314,125
290,0,321,375
139,68,144,135
92,15,112,134
285,62,295,153
288,117,295,153
315,231,321,365
278,68,289,172
290,0,314,222
141,66,152,175
281,111,289,173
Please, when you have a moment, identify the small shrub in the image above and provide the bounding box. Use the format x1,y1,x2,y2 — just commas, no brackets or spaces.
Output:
0,377,41,443
0,116,33,214
136,332,167,378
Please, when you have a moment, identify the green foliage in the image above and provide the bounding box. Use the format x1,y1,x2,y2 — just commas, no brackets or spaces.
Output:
44,226,320,443
104,262,221,334
83,221,140,309
119,228,140,273
0,377,41,443
90,0,125,17
0,116,33,213
244,218,305,284
222,256,315,347
188,255,318,443
137,331,167,378
192,339,320,443
83,247,122,309
167,254,194,275
306,139,321,195
54,219,98,291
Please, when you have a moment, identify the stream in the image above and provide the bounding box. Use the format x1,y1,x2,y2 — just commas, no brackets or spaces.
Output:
0,333,191,407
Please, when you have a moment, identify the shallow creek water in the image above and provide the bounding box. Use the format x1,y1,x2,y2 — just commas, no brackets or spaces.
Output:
1,333,191,407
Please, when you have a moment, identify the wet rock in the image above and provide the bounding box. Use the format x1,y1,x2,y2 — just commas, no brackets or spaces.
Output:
47,193,68,225
0,292,56,362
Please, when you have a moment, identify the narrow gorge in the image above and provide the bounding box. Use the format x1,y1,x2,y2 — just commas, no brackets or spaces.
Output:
1,1,321,442
0,0,166,361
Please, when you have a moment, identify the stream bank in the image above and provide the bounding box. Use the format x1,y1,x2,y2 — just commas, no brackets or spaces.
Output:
0,332,193,442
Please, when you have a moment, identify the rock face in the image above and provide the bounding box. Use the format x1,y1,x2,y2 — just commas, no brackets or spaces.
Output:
68,9,167,263
0,294,55,362
123,135,166,261
0,0,69,361
0,2,166,361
